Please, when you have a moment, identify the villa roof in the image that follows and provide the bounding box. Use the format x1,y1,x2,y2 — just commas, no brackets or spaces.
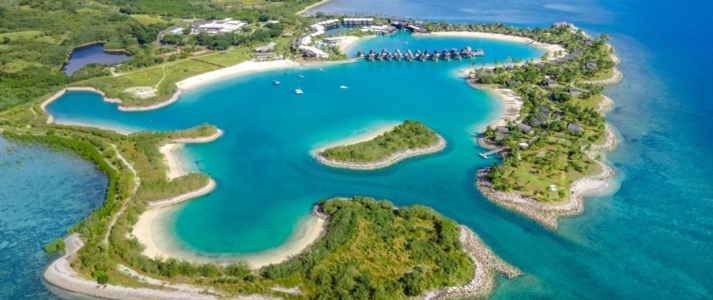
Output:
567,123,583,133
568,88,581,96
517,123,534,133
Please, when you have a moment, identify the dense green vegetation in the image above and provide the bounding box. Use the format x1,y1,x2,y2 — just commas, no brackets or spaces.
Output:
450,23,616,202
262,197,474,299
322,120,440,163
0,120,219,285
0,0,330,111
44,238,66,253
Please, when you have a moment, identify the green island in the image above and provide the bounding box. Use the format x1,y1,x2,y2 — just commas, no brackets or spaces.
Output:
317,120,446,170
0,0,620,297
446,23,620,228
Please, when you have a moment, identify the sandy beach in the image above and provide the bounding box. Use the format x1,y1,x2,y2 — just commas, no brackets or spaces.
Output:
425,32,566,58
175,60,300,91
133,207,328,269
420,31,567,58
336,35,375,53
159,129,223,180
296,0,333,15
468,83,523,128
160,144,191,180
311,123,400,155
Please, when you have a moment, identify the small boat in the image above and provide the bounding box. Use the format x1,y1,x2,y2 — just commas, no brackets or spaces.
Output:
272,80,280,85
295,88,303,94
340,85,348,89
298,74,305,78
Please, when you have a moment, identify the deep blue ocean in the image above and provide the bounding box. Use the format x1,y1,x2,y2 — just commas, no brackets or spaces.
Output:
3,0,713,298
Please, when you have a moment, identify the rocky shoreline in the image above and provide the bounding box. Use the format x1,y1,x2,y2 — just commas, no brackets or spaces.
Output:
582,68,623,85
420,226,522,299
476,126,617,229
316,135,446,170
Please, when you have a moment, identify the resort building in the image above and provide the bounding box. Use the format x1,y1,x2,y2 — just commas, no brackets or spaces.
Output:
299,45,329,59
343,18,374,25
195,18,246,34
255,42,276,53
323,37,349,45
567,123,583,133
169,28,184,35
517,123,535,134
568,88,581,97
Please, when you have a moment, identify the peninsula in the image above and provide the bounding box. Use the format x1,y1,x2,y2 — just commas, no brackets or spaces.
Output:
317,120,446,170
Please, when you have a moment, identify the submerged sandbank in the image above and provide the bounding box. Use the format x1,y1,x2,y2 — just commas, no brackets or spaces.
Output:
133,208,327,269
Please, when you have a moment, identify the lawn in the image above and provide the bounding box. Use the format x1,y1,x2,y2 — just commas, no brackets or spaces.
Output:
584,68,615,81
0,30,43,40
130,14,169,25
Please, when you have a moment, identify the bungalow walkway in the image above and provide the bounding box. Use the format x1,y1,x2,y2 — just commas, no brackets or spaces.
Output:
479,147,507,159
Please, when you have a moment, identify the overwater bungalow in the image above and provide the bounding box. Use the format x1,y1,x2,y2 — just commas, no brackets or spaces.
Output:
356,50,365,58
474,49,485,56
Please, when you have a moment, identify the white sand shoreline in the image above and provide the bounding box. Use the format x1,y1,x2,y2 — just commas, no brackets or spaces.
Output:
134,207,328,269
159,129,223,180
311,123,401,156
424,31,566,59
336,35,376,53
468,82,523,128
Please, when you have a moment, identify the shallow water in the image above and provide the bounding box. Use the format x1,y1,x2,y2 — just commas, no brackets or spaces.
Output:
47,32,544,257
62,44,131,75
0,138,107,299
5,0,713,298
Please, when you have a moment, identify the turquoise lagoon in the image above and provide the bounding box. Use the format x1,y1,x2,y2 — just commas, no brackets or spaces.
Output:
46,32,545,257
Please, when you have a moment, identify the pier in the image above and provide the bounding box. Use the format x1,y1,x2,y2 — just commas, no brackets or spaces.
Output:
357,46,484,61
479,148,506,159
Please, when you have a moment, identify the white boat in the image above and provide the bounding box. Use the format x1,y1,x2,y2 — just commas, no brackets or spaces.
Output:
272,80,280,85
340,85,348,89
295,88,303,94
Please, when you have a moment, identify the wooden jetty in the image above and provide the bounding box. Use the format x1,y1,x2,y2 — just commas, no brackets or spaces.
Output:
479,148,507,159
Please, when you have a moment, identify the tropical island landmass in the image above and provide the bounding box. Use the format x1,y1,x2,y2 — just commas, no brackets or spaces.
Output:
316,120,446,170
0,0,623,298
